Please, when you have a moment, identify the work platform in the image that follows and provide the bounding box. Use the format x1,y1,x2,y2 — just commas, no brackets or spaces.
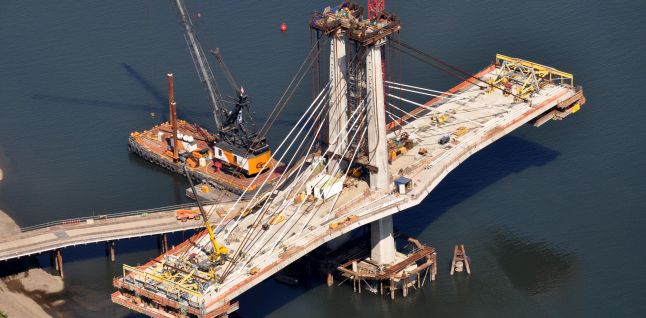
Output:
112,58,585,317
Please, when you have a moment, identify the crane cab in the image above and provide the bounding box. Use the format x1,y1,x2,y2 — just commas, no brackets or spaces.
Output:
212,141,271,176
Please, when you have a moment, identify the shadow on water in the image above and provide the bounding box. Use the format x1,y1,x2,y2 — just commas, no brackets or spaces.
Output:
30,92,212,121
395,134,560,236
489,229,575,295
31,62,300,131
30,63,212,120
120,63,167,108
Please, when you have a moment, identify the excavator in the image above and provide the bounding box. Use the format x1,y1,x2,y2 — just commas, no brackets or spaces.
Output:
173,0,271,177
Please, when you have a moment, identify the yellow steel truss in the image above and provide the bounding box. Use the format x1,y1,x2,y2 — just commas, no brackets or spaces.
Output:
487,54,574,102
122,264,204,300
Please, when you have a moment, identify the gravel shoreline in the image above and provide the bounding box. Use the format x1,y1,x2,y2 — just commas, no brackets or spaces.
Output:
0,168,63,318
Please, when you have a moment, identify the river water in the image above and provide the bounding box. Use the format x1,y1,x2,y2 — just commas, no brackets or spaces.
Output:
1,1,645,317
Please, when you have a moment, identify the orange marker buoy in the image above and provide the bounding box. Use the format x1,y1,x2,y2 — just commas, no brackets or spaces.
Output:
280,22,287,32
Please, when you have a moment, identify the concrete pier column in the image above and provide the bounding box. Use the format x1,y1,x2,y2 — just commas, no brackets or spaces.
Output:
328,30,348,173
108,241,116,262
161,233,169,253
365,41,389,190
51,251,57,272
55,249,64,279
370,215,395,265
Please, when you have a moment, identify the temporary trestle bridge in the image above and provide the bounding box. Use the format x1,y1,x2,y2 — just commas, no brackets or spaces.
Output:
107,2,586,317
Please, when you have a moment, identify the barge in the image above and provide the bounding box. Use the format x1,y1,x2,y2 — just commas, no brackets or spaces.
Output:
128,119,285,196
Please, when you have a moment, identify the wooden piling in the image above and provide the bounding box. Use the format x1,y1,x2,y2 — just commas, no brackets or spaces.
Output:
417,272,422,288
461,245,471,274
450,244,470,275
358,276,361,294
431,252,437,280
404,273,408,297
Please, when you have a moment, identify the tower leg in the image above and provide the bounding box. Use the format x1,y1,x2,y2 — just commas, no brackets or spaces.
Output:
328,30,348,173
365,42,389,190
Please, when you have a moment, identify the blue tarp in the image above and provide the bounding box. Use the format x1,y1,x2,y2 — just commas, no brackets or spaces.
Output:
394,176,411,186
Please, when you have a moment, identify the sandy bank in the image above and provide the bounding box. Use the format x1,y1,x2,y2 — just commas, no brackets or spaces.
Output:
0,169,63,318
0,208,64,317
0,268,64,318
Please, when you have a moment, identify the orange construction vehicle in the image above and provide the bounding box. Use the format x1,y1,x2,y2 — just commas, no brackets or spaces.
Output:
175,209,201,222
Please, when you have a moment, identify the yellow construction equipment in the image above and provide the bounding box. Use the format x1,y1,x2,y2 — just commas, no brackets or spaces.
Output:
452,127,468,137
389,150,397,162
571,103,581,113
269,215,285,225
431,114,448,125
329,215,359,230
184,166,229,263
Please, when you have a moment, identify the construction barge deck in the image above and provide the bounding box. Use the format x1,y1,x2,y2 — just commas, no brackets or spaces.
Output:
128,120,285,196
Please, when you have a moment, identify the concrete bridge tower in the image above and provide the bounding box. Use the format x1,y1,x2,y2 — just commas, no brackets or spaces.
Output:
313,3,401,265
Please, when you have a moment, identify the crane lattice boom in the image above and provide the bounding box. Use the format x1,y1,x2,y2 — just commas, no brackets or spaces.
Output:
173,0,224,129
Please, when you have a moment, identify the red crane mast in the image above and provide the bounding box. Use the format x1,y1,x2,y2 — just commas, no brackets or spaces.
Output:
368,0,385,19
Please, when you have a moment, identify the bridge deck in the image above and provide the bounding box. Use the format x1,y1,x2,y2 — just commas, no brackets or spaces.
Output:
112,64,584,316
0,200,243,262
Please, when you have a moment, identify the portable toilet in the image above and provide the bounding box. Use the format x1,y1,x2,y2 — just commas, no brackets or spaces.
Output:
394,176,412,194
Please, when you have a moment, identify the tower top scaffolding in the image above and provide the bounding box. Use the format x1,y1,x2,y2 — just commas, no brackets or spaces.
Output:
309,1,400,45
